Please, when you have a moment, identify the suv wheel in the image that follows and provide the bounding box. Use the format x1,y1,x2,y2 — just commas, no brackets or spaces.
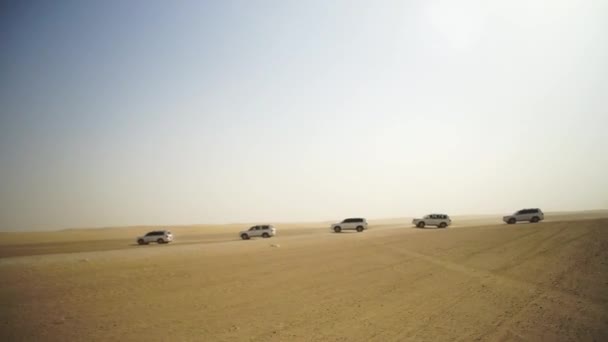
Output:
507,218,516,224
417,222,425,228
356,226,364,232
334,226,342,233
241,234,249,240
438,222,447,228
262,233,270,238
530,216,540,223
157,238,164,244
137,239,145,245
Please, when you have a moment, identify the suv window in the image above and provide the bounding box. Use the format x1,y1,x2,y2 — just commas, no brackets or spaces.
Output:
261,225,269,230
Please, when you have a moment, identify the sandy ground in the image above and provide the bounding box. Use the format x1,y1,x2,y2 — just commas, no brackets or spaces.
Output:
1,211,607,341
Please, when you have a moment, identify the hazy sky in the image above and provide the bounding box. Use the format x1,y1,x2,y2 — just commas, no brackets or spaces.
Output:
1,0,607,230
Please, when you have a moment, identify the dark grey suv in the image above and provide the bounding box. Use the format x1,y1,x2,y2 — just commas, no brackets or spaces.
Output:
503,208,544,224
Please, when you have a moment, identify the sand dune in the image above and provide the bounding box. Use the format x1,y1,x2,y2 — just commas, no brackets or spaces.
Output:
1,211,607,341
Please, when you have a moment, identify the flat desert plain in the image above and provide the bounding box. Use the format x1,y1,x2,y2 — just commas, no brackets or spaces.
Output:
1,211,607,341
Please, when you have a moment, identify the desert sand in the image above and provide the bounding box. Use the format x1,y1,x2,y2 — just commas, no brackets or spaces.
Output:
1,211,607,341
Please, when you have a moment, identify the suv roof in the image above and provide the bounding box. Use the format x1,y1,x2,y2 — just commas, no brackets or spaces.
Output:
146,230,170,235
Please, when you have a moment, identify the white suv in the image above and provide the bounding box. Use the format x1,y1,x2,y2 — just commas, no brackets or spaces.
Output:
503,208,544,224
137,230,173,245
412,214,451,228
240,225,276,240
331,218,368,233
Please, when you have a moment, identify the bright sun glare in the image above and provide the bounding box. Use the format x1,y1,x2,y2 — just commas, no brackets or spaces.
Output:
423,1,488,49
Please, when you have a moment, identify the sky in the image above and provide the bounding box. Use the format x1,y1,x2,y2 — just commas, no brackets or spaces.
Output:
1,0,607,231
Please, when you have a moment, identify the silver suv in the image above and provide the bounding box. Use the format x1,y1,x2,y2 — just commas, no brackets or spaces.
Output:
136,230,173,245
412,214,451,228
331,218,368,233
503,208,544,224
240,225,276,240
